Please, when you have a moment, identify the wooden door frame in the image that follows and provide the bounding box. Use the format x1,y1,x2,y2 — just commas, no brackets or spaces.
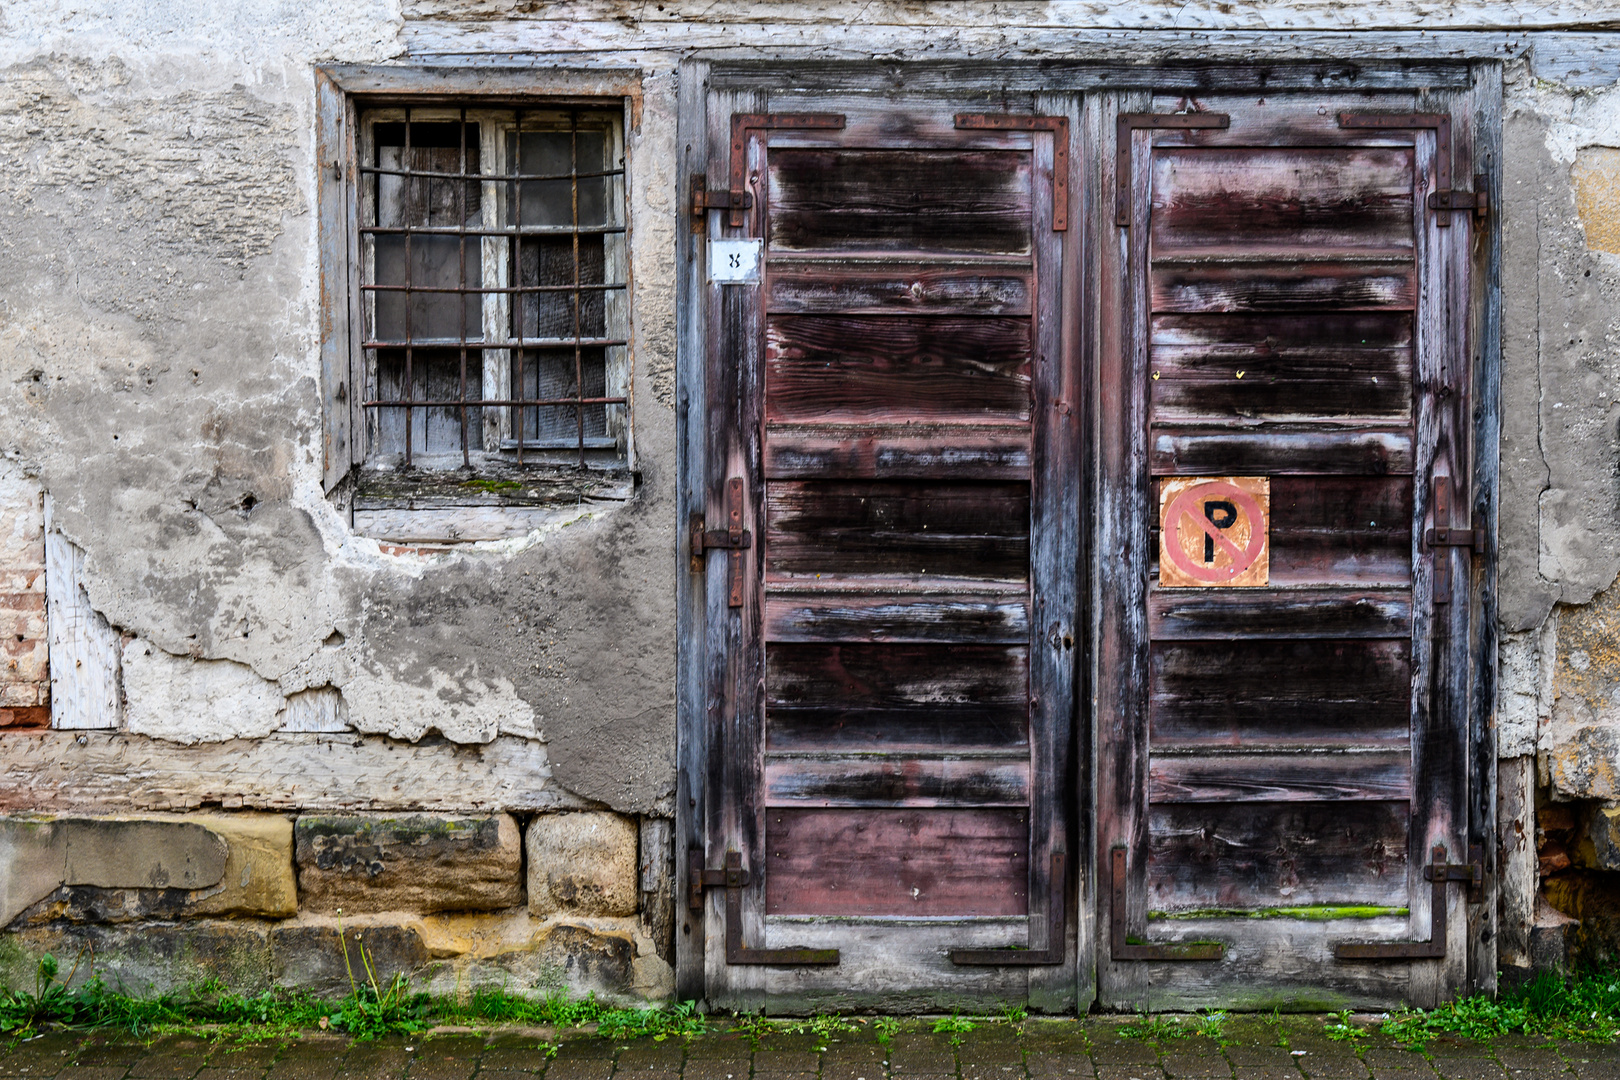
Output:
675,58,1501,1012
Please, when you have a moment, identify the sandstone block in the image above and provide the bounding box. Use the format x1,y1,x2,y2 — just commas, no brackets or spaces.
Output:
526,812,637,917
269,922,429,997
1,921,274,996
1585,803,1620,870
295,813,522,913
19,813,295,924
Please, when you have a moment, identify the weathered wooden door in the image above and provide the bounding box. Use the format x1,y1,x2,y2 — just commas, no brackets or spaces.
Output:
1097,89,1491,1009
682,87,1081,1011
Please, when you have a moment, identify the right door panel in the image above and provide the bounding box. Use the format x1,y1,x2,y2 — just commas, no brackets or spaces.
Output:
1099,92,1481,1010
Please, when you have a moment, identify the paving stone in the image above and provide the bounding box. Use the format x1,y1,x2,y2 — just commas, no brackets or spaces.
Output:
754,1053,820,1073
1093,1046,1160,1068
678,1062,750,1080
822,1065,886,1080
890,1056,957,1076
1430,1063,1506,1080
126,1056,204,1079
1563,1066,1620,1080
193,1069,265,1080
1496,1052,1566,1073
69,1046,144,1071
612,1071,676,1080
1293,1057,1367,1080
1232,1069,1303,1080
543,1064,612,1080
264,1058,342,1080
480,1070,545,1080
1226,1051,1295,1070
1026,1055,1091,1078
477,1052,551,1073
1162,1055,1231,1079
1363,1052,1430,1071
57,1068,129,1080
408,1060,478,1080
1096,1066,1166,1080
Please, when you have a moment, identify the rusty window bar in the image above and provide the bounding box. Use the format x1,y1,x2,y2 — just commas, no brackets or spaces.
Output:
362,283,627,295
359,225,626,237
362,106,626,469
359,165,624,182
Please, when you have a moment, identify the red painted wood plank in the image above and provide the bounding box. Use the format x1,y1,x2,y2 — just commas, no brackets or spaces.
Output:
1150,427,1414,476
1148,586,1412,640
765,807,1029,916
766,261,1033,316
764,589,1030,644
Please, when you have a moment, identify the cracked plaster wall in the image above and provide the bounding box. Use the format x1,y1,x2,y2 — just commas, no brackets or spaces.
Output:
7,0,1620,825
0,0,680,814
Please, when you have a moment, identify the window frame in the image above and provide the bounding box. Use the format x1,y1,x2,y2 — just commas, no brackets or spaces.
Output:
315,66,644,504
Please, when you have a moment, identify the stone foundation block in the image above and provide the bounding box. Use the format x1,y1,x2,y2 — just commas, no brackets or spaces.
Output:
1584,803,1620,870
15,813,296,924
0,920,274,996
295,813,522,913
526,812,637,917
269,922,429,997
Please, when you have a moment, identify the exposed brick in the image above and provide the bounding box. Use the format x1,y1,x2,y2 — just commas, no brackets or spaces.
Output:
0,706,49,728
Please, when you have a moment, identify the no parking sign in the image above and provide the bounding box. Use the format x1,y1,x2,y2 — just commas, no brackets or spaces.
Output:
1158,476,1270,588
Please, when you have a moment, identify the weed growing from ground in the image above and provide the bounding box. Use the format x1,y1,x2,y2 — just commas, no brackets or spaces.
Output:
1379,970,1620,1045
873,1016,901,1047
1121,1013,1187,1041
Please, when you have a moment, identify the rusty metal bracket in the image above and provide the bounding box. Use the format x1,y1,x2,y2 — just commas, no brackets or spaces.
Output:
1426,477,1485,605
1115,112,1231,227
950,851,1068,965
725,112,846,227
689,176,753,233
688,849,840,966
954,114,1070,231
1335,843,1482,960
689,478,752,607
1338,113,1487,225
1110,848,1225,961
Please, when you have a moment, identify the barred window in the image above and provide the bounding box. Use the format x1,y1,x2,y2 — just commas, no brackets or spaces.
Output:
358,106,629,469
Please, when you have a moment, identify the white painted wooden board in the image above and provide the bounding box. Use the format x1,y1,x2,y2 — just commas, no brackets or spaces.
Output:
44,499,121,731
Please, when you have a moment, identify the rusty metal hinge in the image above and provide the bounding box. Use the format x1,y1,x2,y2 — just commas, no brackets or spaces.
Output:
688,849,840,966
724,112,846,228
1110,848,1225,961
689,176,753,233
950,851,1068,965
1116,112,1231,227
689,477,751,607
955,114,1070,231
1427,477,1485,605
1336,843,1483,961
1338,114,1487,225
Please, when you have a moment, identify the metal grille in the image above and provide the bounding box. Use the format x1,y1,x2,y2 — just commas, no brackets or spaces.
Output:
359,106,629,467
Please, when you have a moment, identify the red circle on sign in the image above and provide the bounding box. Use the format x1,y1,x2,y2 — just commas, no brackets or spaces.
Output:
1164,480,1267,584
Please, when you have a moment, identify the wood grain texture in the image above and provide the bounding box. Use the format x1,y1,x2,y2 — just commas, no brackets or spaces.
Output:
765,424,1031,480
768,148,1032,254
766,480,1030,581
1148,586,1411,639
1149,145,1415,251
1150,427,1414,476
44,511,121,732
1148,750,1412,803
765,807,1029,916
766,642,1028,750
1150,261,1415,313
764,754,1030,806
1150,638,1411,748
1147,800,1411,911
766,260,1033,316
765,315,1032,424
764,590,1029,644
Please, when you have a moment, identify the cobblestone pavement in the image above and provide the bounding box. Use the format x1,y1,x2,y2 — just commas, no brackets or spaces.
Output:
0,1019,1615,1080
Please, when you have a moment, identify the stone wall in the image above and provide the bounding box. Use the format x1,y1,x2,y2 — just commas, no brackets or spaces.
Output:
0,811,673,1002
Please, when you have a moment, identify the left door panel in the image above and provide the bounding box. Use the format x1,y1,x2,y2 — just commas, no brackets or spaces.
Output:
680,85,1083,1012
